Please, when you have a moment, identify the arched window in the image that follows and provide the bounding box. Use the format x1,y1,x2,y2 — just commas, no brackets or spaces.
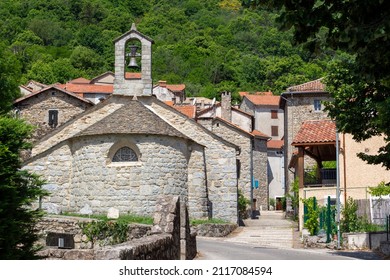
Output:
112,146,138,162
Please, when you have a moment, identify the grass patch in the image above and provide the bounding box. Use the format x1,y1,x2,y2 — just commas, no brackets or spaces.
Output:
190,218,229,226
53,212,153,225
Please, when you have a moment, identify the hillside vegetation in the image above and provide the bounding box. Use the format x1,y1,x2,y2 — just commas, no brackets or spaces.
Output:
0,0,333,101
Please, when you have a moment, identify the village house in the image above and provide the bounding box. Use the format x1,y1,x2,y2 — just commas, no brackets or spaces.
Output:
19,80,47,96
22,24,240,224
279,79,332,212
13,85,94,141
152,80,186,103
280,79,390,230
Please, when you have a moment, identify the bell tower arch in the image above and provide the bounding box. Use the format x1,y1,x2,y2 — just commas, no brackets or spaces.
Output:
113,23,154,97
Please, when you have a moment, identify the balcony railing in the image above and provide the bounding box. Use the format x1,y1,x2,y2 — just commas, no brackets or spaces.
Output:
304,168,337,187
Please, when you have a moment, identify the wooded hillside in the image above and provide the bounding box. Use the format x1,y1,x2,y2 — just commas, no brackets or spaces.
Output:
0,0,333,101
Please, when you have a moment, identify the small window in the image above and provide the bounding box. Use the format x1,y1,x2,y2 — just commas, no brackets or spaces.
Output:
314,100,322,111
48,110,58,128
112,146,138,162
271,110,278,119
271,126,278,137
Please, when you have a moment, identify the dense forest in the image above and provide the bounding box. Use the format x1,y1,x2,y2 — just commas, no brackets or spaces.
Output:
0,0,335,101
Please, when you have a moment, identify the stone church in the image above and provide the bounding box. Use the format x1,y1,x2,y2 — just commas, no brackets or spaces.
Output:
23,24,239,223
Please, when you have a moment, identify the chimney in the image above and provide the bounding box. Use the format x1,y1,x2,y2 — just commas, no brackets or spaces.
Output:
221,92,232,122
159,80,167,88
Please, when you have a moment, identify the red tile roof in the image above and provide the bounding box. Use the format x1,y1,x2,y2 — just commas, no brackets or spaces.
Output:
154,81,186,92
164,101,175,106
165,101,196,119
292,120,336,146
267,139,284,149
244,95,280,106
167,84,185,92
125,72,142,79
287,78,325,92
58,83,113,94
174,105,196,118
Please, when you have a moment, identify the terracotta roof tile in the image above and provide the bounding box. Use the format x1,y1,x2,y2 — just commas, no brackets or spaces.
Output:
267,140,284,149
292,120,336,146
287,78,325,92
125,72,142,79
173,105,196,119
167,84,185,92
245,95,280,106
58,83,113,94
165,102,196,119
164,101,174,106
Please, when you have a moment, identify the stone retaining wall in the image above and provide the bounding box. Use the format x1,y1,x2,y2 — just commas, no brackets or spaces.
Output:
37,196,196,260
36,216,152,249
193,224,237,237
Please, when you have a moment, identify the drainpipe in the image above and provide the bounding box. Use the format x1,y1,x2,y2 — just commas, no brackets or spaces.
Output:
250,137,255,219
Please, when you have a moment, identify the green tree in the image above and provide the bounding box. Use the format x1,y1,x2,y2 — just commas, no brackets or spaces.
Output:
0,116,47,259
70,46,104,76
0,41,21,113
248,0,390,169
25,60,57,85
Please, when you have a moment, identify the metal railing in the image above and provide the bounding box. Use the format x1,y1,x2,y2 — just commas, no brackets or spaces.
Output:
304,168,337,186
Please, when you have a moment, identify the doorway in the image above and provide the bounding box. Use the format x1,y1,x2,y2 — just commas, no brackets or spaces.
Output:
275,197,283,211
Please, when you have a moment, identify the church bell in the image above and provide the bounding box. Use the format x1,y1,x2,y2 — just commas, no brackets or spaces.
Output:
128,45,139,68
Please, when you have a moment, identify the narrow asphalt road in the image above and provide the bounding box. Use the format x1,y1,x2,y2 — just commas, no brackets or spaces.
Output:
194,211,384,260
195,238,383,260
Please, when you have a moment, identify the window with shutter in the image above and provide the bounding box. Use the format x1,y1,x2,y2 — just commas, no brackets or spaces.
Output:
48,110,58,128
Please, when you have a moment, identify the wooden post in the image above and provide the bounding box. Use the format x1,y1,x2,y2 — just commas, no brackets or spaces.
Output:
297,147,305,189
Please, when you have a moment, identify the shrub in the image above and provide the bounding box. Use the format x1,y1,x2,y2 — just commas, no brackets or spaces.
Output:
238,189,250,219
340,197,360,233
302,197,319,236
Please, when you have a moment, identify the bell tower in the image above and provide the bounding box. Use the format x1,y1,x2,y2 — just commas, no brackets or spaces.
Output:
113,23,154,97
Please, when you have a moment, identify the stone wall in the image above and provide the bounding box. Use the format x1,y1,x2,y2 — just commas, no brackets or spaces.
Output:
253,138,269,210
16,88,91,140
211,119,252,202
25,134,189,217
194,224,238,237
35,216,152,250
37,196,197,260
187,144,209,220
